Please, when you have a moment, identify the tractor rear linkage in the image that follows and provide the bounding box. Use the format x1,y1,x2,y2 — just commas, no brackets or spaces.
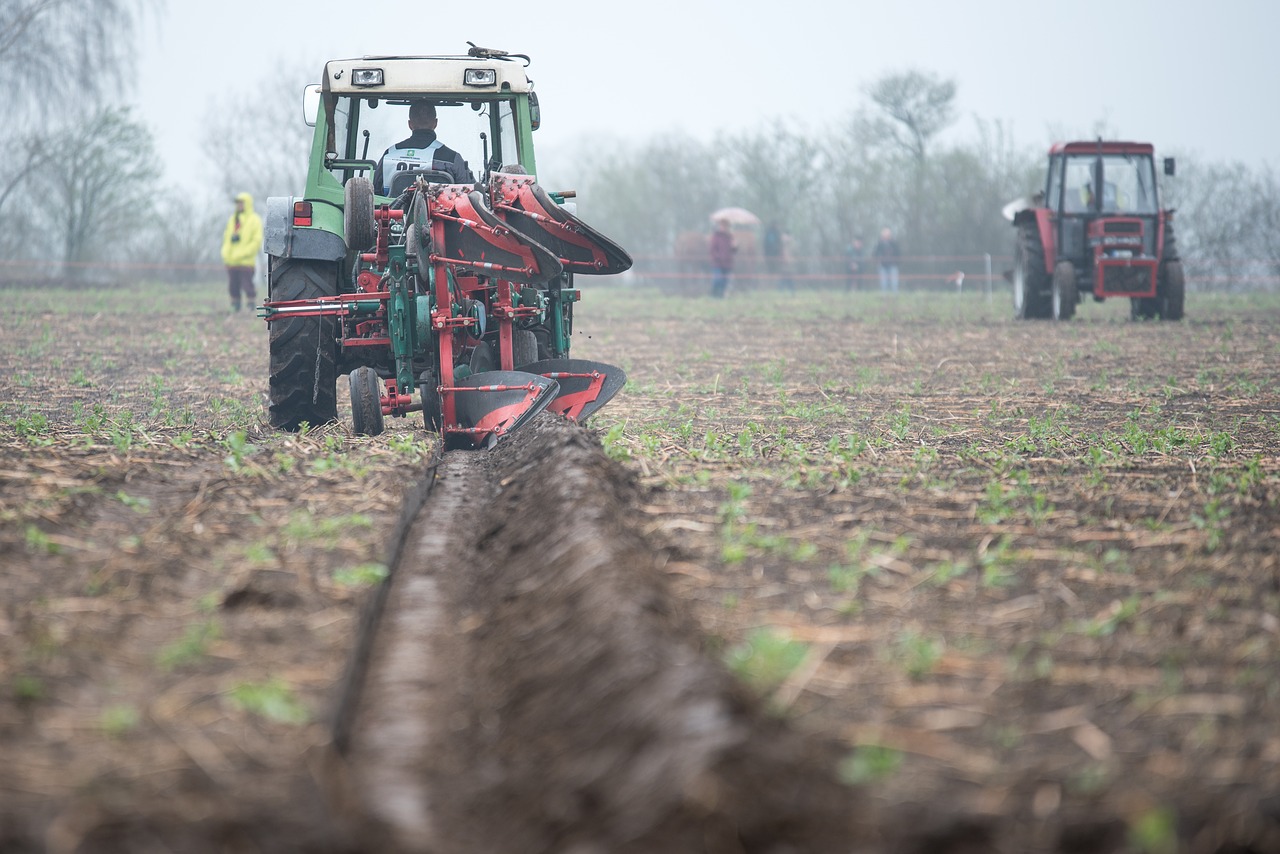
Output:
260,172,631,449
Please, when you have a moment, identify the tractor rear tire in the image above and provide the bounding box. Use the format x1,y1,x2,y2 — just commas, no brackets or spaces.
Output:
268,259,339,431
1052,261,1077,321
1137,219,1185,322
1159,262,1186,321
1013,224,1051,320
344,177,377,251
349,366,385,437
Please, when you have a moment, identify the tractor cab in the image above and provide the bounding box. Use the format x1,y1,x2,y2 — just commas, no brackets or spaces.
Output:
261,48,632,448
303,55,541,203
1008,140,1183,321
1047,144,1163,287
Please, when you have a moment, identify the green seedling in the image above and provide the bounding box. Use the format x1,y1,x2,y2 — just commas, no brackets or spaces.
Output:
13,675,44,702
724,628,809,694
1192,498,1229,552
157,619,221,671
24,525,59,555
838,745,903,785
229,679,309,725
100,704,140,738
1085,595,1142,637
896,631,943,680
115,490,151,514
333,563,389,587
1129,806,1178,854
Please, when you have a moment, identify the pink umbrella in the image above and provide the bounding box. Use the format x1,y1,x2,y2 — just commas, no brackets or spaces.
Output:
709,207,761,226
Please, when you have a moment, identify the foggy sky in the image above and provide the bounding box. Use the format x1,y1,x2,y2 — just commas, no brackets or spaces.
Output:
134,0,1278,190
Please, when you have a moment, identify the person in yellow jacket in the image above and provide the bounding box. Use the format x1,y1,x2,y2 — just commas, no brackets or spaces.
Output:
220,192,263,312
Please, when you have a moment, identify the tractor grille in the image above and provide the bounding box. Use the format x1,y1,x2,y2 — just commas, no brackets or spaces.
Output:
1103,220,1142,234
1100,263,1154,296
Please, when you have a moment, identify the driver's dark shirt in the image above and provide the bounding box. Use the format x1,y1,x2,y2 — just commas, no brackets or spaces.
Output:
373,129,472,193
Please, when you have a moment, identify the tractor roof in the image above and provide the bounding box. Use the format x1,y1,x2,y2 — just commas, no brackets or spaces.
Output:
322,55,533,96
1051,141,1155,157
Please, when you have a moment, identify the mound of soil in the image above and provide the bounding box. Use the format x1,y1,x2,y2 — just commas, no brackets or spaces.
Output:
335,414,862,852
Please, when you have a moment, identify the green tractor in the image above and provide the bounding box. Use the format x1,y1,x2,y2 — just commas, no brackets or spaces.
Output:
261,45,630,448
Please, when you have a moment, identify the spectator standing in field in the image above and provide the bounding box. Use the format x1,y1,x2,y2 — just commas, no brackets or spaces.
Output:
777,229,796,292
763,222,783,286
220,192,263,312
709,217,737,298
844,236,865,292
873,227,900,294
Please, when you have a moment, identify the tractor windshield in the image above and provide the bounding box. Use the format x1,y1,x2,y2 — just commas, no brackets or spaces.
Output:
1099,155,1157,214
329,96,522,191
1060,154,1157,215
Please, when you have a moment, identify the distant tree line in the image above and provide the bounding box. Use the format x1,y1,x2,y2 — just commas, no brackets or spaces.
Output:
565,71,1280,291
0,17,1275,291
0,0,307,282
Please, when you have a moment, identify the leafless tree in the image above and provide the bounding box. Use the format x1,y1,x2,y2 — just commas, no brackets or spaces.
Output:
863,70,958,247
0,0,146,117
574,132,725,262
0,0,154,252
201,60,315,204
1247,167,1280,282
29,107,158,276
865,70,957,167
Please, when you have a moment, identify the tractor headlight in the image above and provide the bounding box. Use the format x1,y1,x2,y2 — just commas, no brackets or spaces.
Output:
464,68,497,86
351,68,384,87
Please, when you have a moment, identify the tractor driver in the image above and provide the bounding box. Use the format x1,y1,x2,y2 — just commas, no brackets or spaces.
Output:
373,101,473,195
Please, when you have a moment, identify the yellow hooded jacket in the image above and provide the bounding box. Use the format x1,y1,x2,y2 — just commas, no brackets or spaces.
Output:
220,192,264,268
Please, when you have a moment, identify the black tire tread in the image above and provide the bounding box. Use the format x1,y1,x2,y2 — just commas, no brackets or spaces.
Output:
1160,260,1186,321
349,366,385,436
1015,223,1052,320
418,373,442,432
513,329,538,369
1052,261,1077,321
268,259,339,430
344,177,377,251
1159,220,1185,321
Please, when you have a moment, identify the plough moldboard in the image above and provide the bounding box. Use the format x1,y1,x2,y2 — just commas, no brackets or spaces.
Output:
261,172,630,449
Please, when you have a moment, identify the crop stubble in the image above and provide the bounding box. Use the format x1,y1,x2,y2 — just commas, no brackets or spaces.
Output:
1,285,1279,851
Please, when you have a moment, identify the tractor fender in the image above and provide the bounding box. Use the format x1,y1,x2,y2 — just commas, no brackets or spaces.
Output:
263,195,346,263
1012,207,1057,275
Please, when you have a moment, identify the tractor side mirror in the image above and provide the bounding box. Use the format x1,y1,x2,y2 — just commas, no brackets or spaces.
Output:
302,84,321,127
529,91,541,132
1163,157,1176,176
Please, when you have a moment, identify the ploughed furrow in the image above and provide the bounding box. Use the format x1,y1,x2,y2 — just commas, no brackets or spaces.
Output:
332,414,860,853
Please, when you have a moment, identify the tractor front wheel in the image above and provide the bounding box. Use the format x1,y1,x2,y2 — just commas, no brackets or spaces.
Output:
418,371,442,433
1052,261,1077,321
513,329,539,369
268,259,339,431
349,367,385,436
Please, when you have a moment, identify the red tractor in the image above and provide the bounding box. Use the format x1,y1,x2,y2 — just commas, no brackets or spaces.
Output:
1007,141,1183,321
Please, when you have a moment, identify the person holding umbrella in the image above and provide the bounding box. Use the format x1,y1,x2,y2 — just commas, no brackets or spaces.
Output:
709,217,737,298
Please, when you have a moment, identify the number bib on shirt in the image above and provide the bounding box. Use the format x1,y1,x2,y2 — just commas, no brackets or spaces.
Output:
381,140,444,193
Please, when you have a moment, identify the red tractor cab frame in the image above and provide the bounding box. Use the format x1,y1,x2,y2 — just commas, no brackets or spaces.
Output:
1010,140,1184,321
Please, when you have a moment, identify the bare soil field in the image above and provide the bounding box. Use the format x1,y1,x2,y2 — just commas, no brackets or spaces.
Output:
2,281,1279,852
